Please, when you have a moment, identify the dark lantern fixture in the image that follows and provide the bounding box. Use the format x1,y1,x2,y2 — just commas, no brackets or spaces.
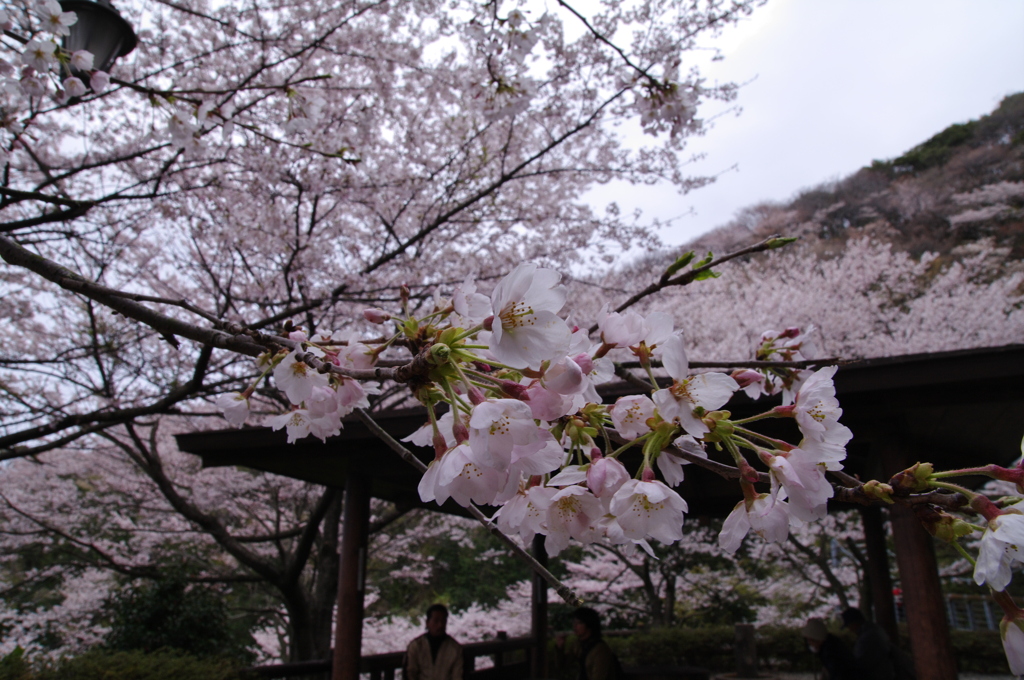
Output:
58,0,137,73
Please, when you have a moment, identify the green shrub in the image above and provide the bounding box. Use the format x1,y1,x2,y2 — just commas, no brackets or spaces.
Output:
951,629,1009,673
564,624,1010,675
1,650,245,680
607,625,735,670
104,580,257,664
0,648,31,680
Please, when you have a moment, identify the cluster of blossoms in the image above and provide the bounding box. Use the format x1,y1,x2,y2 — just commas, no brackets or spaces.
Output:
219,262,852,560
871,443,1024,673
213,261,1024,672
940,462,1024,675
633,77,699,139
0,2,110,107
216,330,376,442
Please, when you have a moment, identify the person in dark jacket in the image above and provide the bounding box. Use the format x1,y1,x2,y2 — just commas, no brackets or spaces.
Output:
555,607,622,680
801,617,858,680
841,607,897,680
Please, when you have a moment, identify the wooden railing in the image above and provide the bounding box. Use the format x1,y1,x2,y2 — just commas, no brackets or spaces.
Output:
246,635,536,680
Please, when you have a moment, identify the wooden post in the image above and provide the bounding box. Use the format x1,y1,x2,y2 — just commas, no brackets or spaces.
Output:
333,474,371,680
890,502,957,679
860,506,899,643
531,534,548,679
734,623,758,678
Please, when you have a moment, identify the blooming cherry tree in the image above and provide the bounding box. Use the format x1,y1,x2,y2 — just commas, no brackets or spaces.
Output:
0,0,1022,671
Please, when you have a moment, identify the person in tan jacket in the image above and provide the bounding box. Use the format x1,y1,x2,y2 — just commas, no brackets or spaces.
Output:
404,604,463,680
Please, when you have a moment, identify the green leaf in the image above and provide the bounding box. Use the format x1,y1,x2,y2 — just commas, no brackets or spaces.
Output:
765,237,798,249
663,251,695,278
693,251,714,269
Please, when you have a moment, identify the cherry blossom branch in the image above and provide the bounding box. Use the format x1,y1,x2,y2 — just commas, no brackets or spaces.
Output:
0,187,94,209
619,358,845,370
555,0,656,83
353,408,585,606
786,532,852,609
361,89,630,276
0,233,265,355
0,203,94,233
589,235,794,334
0,346,214,460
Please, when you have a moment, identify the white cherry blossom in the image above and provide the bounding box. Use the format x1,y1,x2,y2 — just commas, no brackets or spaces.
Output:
793,365,845,441
63,76,87,99
719,494,791,554
69,50,94,72
610,394,656,439
453,275,491,324
89,70,110,93
657,436,707,487
268,410,313,444
468,398,544,469
1001,618,1024,676
765,449,832,522
38,0,76,36
586,456,629,506
493,485,555,545
273,350,328,405
974,511,1024,591
651,335,739,436
22,40,57,72
425,444,505,507
545,486,603,555
215,392,250,428
488,262,571,369
609,479,688,544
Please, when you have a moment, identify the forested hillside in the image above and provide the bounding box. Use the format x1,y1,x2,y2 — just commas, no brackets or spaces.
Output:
693,92,1024,258
583,93,1024,361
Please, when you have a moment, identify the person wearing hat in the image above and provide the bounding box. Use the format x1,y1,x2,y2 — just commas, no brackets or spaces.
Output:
800,617,858,680
841,607,898,680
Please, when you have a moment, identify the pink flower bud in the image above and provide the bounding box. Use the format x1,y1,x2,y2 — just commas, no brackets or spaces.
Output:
468,386,487,405
970,494,1004,522
89,70,110,93
730,369,764,389
363,308,390,324
498,380,530,401
452,420,469,444
573,353,594,375
432,432,447,460
988,464,1024,494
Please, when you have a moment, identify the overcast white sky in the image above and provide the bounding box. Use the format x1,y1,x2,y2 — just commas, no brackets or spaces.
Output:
592,0,1024,247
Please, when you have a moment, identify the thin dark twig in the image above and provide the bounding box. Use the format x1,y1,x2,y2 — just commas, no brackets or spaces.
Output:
589,235,790,334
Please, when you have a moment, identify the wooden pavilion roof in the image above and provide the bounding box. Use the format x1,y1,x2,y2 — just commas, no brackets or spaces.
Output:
175,344,1024,517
